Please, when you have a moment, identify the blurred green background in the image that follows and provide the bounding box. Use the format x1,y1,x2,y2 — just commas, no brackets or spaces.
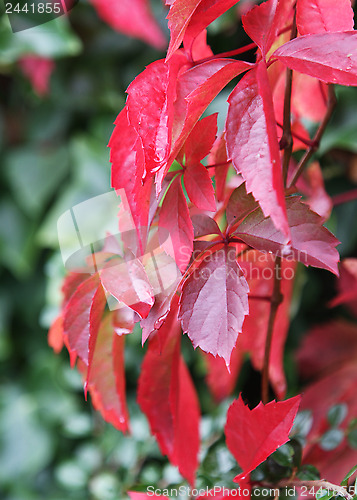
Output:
1,1,357,499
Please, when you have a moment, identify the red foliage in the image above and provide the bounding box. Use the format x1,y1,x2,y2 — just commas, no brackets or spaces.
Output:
50,0,357,490
225,394,301,483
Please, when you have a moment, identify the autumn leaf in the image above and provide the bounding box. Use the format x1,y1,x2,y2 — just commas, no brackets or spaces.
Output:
296,0,354,36
166,0,239,60
233,195,340,275
137,300,200,485
19,56,55,96
63,274,106,366
225,394,301,482
191,214,222,239
179,246,249,366
242,0,295,57
100,255,154,319
274,32,357,86
158,175,194,272
330,258,357,314
156,58,252,192
238,252,296,398
109,107,153,252
89,0,166,49
127,56,187,176
226,62,290,239
85,313,130,433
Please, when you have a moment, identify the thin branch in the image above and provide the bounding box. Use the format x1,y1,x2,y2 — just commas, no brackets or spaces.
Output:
280,12,297,186
288,85,337,188
262,256,283,404
193,42,257,65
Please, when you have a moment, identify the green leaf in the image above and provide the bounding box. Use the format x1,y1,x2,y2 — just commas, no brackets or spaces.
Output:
272,444,294,467
328,404,348,427
348,429,357,449
5,146,69,217
316,489,336,500
0,15,81,65
297,465,320,481
291,410,313,438
341,464,357,487
320,429,344,451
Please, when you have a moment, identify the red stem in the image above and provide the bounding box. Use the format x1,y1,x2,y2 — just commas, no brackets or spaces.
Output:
332,189,357,206
194,42,257,65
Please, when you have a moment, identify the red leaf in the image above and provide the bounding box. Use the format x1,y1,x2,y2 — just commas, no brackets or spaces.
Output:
242,0,295,57
158,176,194,272
208,133,231,202
140,251,182,344
184,113,218,166
137,301,200,485
204,348,244,403
299,363,357,483
191,214,221,238
19,56,55,96
273,32,357,86
234,195,340,275
100,256,154,319
48,315,64,354
205,253,296,401
296,0,354,36
330,258,357,314
186,28,213,61
182,114,217,211
184,162,216,211
86,314,130,433
63,274,106,366
296,318,357,483
296,319,357,380
127,56,186,176
239,253,296,398
226,62,290,239
296,162,333,220
89,0,166,49
179,246,249,366
226,184,259,227
225,394,301,482
109,107,153,251
156,59,252,193
166,0,239,60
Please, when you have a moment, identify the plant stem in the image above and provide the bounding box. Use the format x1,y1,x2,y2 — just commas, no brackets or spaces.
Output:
193,42,257,65
332,188,357,206
262,256,283,404
205,160,232,170
281,12,297,186
277,122,314,148
288,85,337,188
277,479,354,500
